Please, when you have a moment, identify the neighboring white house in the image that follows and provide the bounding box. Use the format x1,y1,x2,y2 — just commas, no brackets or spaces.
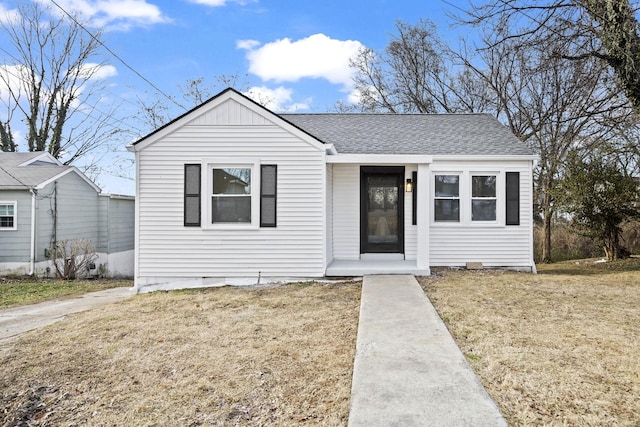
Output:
128,88,536,293
0,152,134,278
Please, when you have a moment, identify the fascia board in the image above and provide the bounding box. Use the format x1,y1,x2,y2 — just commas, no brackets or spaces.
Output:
36,167,101,193
131,89,326,153
326,154,434,164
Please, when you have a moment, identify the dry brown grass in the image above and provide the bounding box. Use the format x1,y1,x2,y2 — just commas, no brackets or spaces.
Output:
418,264,640,426
4,262,639,426
0,281,361,426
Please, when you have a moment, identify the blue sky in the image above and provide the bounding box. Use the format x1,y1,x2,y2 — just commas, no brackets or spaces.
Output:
0,0,471,195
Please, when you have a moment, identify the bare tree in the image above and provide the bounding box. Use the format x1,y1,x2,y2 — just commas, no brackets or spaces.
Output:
350,18,632,262
465,27,632,261
0,2,120,166
349,19,490,114
136,74,252,133
462,0,640,113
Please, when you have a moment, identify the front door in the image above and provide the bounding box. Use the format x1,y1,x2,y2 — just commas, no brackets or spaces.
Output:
360,166,404,254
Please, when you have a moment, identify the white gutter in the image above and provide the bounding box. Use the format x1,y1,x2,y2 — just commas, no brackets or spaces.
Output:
28,188,37,276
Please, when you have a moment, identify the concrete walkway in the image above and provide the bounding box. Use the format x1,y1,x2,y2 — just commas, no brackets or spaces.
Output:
349,275,506,427
0,287,134,347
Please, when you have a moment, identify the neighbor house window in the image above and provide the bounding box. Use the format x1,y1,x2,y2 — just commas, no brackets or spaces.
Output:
434,175,460,222
471,175,497,221
212,168,252,223
0,202,16,230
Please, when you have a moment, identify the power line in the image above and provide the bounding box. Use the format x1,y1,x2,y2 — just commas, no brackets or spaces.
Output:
49,0,187,112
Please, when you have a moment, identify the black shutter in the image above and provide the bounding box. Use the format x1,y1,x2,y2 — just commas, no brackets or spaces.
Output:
184,164,201,226
506,172,520,225
260,165,277,227
412,171,417,225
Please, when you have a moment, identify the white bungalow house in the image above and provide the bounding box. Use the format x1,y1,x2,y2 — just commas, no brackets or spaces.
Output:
128,88,536,292
0,152,134,278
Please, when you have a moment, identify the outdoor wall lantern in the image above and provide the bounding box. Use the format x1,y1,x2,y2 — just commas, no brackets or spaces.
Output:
405,178,413,192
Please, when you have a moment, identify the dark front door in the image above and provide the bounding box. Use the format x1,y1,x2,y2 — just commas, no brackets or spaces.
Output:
360,166,404,253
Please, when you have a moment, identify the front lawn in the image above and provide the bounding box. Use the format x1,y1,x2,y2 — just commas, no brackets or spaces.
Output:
0,281,361,426
1,258,639,425
419,257,640,426
0,277,132,309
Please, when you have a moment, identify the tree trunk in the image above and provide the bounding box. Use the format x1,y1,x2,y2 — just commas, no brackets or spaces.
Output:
603,226,628,261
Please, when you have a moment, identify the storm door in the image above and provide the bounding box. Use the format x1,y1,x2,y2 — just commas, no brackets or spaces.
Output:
360,166,405,253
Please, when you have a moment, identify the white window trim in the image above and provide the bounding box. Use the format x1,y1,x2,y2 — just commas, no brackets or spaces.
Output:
202,159,260,230
470,173,500,224
430,171,505,227
433,173,461,223
0,201,17,231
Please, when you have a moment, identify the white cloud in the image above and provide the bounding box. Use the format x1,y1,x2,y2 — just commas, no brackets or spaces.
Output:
0,65,28,99
40,0,172,31
347,88,364,105
0,4,19,24
239,33,364,90
188,0,227,5
77,63,118,80
188,0,258,7
236,39,260,50
243,86,309,112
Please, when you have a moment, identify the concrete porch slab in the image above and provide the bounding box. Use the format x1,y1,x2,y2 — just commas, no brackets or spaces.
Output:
326,259,430,277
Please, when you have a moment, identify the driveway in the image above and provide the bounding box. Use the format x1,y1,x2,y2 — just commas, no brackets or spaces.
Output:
0,287,134,346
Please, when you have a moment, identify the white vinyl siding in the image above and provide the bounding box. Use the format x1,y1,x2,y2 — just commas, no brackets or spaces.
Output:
404,167,417,260
325,164,334,264
330,164,360,260
429,161,533,267
329,164,418,261
135,99,326,282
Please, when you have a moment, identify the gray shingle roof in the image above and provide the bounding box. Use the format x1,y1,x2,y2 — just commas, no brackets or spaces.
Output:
281,113,534,156
0,152,70,190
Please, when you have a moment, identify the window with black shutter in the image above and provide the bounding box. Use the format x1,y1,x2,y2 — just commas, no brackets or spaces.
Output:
506,172,520,225
260,165,277,227
184,164,201,226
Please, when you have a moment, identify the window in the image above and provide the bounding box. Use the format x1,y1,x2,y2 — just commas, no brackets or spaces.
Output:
184,162,277,228
212,168,252,223
471,175,497,221
434,175,459,222
0,202,16,230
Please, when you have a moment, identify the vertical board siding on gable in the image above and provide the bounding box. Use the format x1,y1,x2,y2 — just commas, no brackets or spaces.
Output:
137,123,325,277
0,191,32,263
189,101,273,126
429,162,533,267
331,164,360,260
